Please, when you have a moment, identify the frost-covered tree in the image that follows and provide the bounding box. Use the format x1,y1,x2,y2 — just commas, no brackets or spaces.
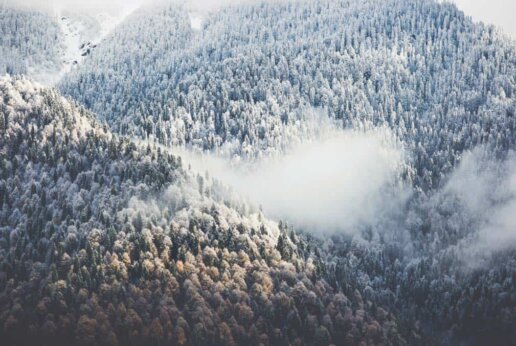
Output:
60,0,515,191
0,77,405,345
0,8,62,79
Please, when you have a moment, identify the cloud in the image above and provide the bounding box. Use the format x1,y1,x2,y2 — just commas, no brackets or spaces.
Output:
1,0,287,15
449,0,516,39
444,149,516,258
6,0,514,40
1,0,148,15
182,126,408,234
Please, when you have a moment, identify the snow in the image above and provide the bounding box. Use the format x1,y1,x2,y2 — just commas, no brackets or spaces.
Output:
49,10,133,85
55,12,118,81
449,0,516,40
189,12,203,31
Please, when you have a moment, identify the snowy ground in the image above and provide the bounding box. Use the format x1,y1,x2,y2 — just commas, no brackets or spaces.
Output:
32,2,234,85
29,9,133,86
55,12,121,82
189,12,204,31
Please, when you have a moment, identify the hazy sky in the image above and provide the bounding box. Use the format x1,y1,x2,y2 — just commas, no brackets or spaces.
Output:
2,0,516,39
450,0,516,39
1,0,147,15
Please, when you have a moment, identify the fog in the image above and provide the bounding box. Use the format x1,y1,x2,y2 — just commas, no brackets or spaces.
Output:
5,0,515,39
0,0,254,14
4,0,513,243
0,0,147,15
445,149,516,256
451,0,516,40
182,127,409,234
180,129,516,251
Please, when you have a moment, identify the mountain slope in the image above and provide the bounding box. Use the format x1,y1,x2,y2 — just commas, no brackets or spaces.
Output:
60,0,515,190
0,6,128,86
0,8,63,82
0,76,405,345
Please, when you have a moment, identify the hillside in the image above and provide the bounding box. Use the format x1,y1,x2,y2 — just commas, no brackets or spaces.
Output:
60,0,515,190
0,8,63,82
0,76,407,345
0,6,126,85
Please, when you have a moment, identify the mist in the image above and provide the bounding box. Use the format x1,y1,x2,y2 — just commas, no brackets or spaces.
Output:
451,0,516,40
0,0,254,15
182,127,408,234
1,0,298,16
4,0,516,40
444,149,516,257
0,0,148,15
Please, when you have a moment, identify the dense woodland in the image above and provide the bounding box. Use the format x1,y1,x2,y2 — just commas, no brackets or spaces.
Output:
60,0,515,191
0,7,62,78
0,0,515,345
0,77,410,345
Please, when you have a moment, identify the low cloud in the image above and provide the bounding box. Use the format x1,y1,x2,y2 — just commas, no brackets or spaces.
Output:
445,149,516,255
1,0,286,15
182,127,408,234
5,0,516,40
450,0,516,40
1,0,147,15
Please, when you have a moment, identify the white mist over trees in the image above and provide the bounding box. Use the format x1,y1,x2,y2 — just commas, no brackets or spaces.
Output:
1,0,146,16
443,149,516,257
450,0,516,40
184,126,408,233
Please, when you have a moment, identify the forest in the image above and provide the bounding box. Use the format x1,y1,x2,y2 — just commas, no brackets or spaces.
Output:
0,0,515,345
